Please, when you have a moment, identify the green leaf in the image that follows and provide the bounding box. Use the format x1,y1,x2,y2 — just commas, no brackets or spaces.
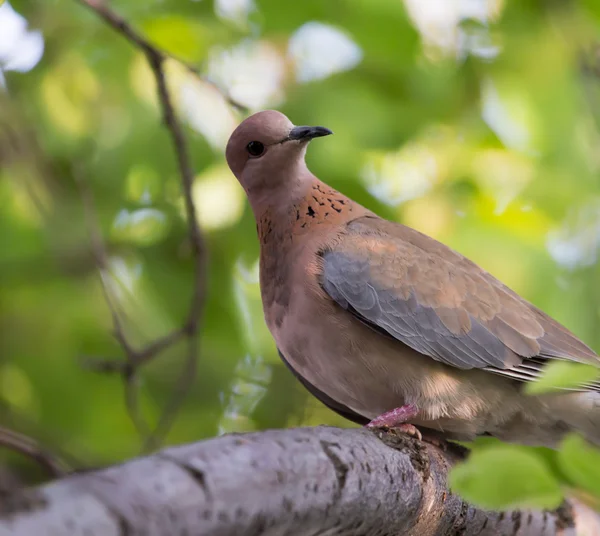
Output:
582,0,600,21
460,435,504,451
558,434,600,497
125,165,161,204
449,445,563,510
111,208,169,246
524,361,600,395
141,16,207,63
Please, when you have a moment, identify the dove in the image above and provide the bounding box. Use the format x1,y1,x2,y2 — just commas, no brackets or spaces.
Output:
225,110,600,448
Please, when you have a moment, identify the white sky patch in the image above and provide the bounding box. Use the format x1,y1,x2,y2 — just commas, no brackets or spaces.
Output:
403,0,502,60
130,56,239,150
207,40,285,111
179,78,238,149
361,145,438,206
481,78,536,154
547,200,600,270
288,22,363,83
164,59,238,150
0,1,44,82
215,0,255,27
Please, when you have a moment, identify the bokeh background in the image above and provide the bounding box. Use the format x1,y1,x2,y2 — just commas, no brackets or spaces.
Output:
2,0,600,493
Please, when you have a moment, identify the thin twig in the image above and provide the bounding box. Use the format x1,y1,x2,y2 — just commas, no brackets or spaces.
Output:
0,426,70,478
78,175,130,351
78,0,210,451
139,47,207,453
79,0,246,111
80,327,189,373
141,338,199,453
77,176,152,439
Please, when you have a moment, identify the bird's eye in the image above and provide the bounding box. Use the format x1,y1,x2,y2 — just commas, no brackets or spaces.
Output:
246,141,265,157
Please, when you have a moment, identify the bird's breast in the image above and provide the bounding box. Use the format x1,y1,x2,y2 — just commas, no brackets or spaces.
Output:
268,266,416,420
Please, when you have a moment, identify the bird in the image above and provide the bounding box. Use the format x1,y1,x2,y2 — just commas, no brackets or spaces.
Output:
225,109,600,449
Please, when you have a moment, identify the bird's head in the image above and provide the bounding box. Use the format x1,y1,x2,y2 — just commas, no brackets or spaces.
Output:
225,110,332,198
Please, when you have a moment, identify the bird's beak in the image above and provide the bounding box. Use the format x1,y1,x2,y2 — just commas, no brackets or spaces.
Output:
287,125,333,142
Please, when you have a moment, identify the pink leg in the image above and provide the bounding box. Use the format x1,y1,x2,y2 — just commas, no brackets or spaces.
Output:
366,404,421,439
366,404,418,428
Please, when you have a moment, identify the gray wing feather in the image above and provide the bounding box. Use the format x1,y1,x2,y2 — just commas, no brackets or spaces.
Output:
322,251,510,370
321,248,600,394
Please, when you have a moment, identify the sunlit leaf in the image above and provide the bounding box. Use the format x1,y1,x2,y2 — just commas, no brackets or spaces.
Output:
111,208,170,246
449,446,563,510
525,361,600,395
558,434,600,497
141,16,207,62
190,165,245,231
546,199,600,270
40,53,99,136
125,165,161,204
0,363,37,415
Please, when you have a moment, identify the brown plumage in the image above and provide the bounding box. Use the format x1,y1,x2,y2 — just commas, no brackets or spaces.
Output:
226,110,600,448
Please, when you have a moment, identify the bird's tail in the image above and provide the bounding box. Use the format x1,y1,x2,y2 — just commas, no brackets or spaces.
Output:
561,391,600,447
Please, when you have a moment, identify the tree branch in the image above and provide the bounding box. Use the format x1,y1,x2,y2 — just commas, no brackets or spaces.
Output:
76,173,152,439
0,426,69,479
76,0,215,450
0,427,595,535
78,0,246,111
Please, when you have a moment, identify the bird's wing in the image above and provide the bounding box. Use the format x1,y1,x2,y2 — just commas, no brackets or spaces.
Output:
320,215,600,387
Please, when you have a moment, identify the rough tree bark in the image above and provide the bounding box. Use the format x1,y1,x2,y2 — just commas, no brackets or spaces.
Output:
0,426,597,536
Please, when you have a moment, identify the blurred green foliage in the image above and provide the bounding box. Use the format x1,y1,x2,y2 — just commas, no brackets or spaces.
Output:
449,443,563,509
524,361,600,395
2,0,600,511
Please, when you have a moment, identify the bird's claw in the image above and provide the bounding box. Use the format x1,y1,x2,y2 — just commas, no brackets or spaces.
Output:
391,423,422,441
366,421,423,441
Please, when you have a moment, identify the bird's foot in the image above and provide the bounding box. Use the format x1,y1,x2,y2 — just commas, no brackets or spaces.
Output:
366,404,419,429
366,404,422,439
388,423,422,441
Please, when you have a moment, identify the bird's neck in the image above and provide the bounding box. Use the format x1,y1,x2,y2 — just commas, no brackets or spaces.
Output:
253,175,360,248
254,175,363,327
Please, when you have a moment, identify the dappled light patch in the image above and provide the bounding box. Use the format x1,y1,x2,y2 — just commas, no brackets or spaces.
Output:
0,364,38,417
207,40,285,111
215,0,256,29
481,78,538,154
360,126,460,207
471,149,534,215
111,207,170,247
0,1,43,84
403,0,503,60
547,199,600,270
189,165,246,231
40,53,99,137
288,22,363,83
